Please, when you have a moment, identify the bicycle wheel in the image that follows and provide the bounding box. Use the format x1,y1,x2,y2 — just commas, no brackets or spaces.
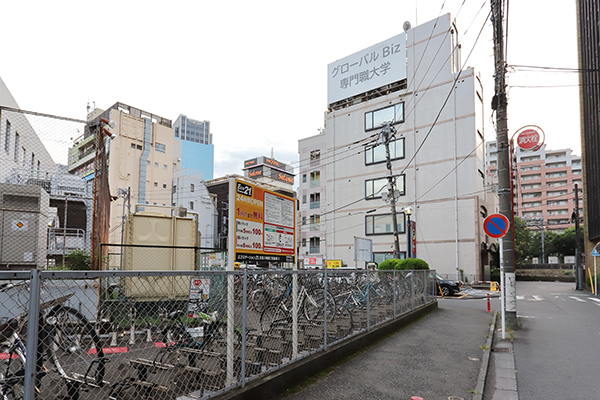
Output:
333,305,353,339
0,344,26,400
259,305,288,333
45,306,105,386
303,290,336,324
250,289,271,313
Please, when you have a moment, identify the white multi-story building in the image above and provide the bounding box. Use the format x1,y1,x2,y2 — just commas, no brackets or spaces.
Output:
298,14,494,279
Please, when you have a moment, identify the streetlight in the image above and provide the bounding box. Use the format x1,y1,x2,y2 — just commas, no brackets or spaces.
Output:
405,207,413,258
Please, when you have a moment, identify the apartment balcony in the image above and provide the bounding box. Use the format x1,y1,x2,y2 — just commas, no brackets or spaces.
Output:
310,179,320,188
310,223,320,231
309,245,320,254
309,201,320,209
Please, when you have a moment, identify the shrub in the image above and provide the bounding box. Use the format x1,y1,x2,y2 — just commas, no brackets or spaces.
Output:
378,259,402,270
64,250,91,270
378,258,429,270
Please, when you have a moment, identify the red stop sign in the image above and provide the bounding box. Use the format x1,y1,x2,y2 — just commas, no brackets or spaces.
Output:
517,129,540,150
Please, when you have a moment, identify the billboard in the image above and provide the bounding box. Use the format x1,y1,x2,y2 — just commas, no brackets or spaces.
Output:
327,33,407,105
232,179,296,263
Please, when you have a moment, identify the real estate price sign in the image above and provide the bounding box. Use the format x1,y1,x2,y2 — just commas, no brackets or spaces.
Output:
233,179,296,263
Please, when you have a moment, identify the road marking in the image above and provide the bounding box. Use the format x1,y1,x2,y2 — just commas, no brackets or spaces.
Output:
516,295,525,300
589,298,600,304
569,296,587,303
532,295,544,301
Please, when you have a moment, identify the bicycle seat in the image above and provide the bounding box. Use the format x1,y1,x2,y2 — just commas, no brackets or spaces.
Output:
0,318,18,342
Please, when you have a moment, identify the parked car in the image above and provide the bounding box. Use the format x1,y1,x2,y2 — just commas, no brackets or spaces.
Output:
433,273,463,296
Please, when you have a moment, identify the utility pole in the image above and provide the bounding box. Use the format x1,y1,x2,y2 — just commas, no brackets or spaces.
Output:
492,0,517,325
382,122,401,257
574,184,582,290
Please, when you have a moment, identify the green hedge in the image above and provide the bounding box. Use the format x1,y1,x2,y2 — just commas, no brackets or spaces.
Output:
378,258,429,270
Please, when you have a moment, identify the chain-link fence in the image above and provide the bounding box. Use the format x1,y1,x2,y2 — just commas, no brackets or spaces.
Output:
0,106,91,271
0,267,435,399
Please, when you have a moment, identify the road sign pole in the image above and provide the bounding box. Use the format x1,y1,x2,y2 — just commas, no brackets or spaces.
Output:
500,238,506,340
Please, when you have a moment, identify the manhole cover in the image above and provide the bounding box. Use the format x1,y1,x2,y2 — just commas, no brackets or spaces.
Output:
493,347,511,353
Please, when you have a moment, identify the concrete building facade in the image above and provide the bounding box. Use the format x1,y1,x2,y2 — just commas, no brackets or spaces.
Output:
297,15,493,279
486,142,583,233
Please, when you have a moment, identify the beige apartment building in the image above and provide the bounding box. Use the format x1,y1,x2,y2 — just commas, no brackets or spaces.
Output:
486,142,583,232
68,102,175,245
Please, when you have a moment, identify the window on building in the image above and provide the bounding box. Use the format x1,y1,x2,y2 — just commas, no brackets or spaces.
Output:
163,184,167,189
366,214,405,235
189,201,194,210
310,192,320,209
310,171,320,187
14,133,19,162
365,175,405,199
309,237,320,253
302,174,307,183
154,182,158,187
163,164,167,170
4,120,10,153
301,238,306,247
172,185,177,193
374,252,405,264
147,160,150,165
155,143,166,153
302,195,306,204
154,162,158,168
302,216,306,225
365,138,405,165
521,155,540,162
310,215,320,231
364,103,405,131
190,184,195,192
310,150,320,160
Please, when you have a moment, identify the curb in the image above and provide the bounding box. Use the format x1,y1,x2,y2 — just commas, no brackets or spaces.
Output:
472,311,497,400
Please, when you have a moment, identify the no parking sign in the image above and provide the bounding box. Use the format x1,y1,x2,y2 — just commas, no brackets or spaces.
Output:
483,214,510,238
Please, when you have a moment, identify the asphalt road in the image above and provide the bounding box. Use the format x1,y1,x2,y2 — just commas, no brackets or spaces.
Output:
513,281,600,400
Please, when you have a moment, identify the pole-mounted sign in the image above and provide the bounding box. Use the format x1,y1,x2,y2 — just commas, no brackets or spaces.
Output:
483,213,510,238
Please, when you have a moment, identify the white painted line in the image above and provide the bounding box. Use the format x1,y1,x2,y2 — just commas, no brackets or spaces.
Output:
589,297,600,304
532,295,544,301
569,296,587,303
516,295,525,300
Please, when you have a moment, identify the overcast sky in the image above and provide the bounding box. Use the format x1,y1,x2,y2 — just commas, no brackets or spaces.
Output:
0,0,579,177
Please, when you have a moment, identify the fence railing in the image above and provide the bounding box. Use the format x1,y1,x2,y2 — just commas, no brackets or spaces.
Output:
0,267,436,400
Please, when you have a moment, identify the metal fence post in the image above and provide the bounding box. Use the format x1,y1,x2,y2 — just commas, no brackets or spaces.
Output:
241,269,248,387
323,268,328,350
411,270,415,311
366,271,370,331
393,269,397,317
292,270,298,359
24,268,41,400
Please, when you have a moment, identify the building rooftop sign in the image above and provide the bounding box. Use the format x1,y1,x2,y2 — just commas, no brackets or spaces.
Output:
327,33,407,106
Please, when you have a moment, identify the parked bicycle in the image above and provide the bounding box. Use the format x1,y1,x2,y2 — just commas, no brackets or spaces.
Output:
0,281,106,400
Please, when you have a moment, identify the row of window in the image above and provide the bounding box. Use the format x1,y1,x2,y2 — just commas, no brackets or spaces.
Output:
131,141,166,153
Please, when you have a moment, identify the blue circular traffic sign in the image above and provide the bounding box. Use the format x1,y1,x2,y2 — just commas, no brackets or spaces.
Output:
483,214,510,238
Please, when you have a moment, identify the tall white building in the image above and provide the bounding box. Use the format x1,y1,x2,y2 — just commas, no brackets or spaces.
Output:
298,15,494,279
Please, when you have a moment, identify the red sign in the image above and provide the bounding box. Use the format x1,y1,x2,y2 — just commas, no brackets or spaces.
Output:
515,126,544,151
483,214,510,238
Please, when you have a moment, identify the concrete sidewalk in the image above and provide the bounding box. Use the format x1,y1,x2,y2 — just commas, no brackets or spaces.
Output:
278,299,502,400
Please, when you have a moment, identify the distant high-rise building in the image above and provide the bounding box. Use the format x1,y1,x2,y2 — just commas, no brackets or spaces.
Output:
486,142,583,233
172,115,214,181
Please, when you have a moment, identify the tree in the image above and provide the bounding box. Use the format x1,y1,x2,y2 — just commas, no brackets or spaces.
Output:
513,217,535,267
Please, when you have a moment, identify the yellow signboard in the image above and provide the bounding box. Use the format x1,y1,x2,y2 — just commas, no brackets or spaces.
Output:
326,259,342,269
